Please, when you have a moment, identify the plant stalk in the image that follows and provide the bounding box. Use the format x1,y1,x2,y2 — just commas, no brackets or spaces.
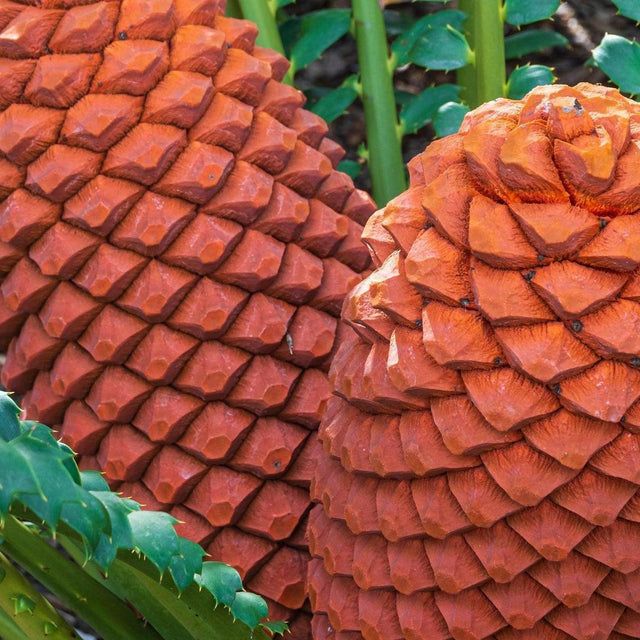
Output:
236,0,294,84
225,0,242,18
0,516,162,640
0,551,76,639
352,0,406,206
457,0,506,108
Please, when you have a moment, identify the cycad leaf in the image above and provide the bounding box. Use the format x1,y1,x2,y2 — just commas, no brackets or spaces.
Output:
0,440,42,515
169,538,205,593
433,101,469,137
400,84,461,134
407,25,472,71
290,9,351,72
0,394,21,441
128,510,180,573
593,34,640,95
504,29,568,59
504,0,560,26
392,10,467,66
311,75,358,123
612,0,640,21
230,592,269,629
196,562,243,607
506,64,555,99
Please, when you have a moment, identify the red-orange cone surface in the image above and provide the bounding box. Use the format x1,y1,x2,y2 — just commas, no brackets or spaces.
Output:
309,83,640,640
0,1,375,635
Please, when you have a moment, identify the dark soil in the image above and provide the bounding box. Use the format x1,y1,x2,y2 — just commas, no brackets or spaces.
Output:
292,0,640,196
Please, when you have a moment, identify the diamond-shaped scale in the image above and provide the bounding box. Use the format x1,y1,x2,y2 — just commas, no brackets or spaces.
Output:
0,3,380,636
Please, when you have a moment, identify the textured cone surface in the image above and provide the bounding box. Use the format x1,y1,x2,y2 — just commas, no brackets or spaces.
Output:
0,1,375,636
310,83,640,640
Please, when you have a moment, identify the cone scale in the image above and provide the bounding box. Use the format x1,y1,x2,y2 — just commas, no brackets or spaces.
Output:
310,84,640,639
0,1,375,636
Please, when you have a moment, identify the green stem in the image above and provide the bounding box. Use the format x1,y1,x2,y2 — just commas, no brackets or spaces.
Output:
0,551,76,639
236,0,293,84
0,516,162,640
225,0,242,18
352,0,406,206
0,605,30,640
457,0,506,108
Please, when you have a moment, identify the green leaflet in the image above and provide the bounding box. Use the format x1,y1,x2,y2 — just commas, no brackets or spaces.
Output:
196,562,244,607
400,84,461,135
593,34,640,95
311,75,359,124
0,394,21,442
433,101,470,137
230,592,269,629
504,0,560,26
504,29,568,59
506,64,555,99
287,9,351,73
391,10,467,67
0,439,42,515
612,0,640,22
405,25,472,71
128,510,181,574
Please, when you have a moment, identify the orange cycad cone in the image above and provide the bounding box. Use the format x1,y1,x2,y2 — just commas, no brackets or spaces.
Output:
0,1,375,636
310,83,640,640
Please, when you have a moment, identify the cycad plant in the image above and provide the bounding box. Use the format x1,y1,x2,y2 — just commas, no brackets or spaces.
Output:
0,392,284,640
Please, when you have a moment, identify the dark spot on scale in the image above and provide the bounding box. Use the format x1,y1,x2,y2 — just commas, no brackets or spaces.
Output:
422,299,431,307
273,460,281,469
600,218,608,229
45,46,52,54
118,30,128,40
523,270,536,282
551,383,561,394
459,297,470,308
574,98,584,114
632,357,640,367
537,254,545,263
493,357,502,365
571,320,583,332
414,319,422,328
621,415,627,423
226,42,232,49
423,223,433,231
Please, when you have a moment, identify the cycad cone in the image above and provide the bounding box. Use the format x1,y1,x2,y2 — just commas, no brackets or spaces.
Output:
0,0,375,636
309,83,640,640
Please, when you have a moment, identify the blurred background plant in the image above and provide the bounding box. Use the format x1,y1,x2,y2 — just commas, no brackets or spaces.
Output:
228,0,640,206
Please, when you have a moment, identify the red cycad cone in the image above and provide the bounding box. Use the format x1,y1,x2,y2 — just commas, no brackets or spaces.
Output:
0,1,375,635
310,83,640,640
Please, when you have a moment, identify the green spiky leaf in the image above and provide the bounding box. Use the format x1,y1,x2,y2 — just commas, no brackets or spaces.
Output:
128,510,180,573
504,0,560,26
504,29,568,59
392,10,466,67
433,101,469,137
612,0,640,21
0,439,42,515
289,9,351,72
506,64,555,99
196,562,243,607
407,25,473,71
169,538,205,593
311,75,358,123
0,394,21,442
230,592,269,629
593,34,640,95
261,620,289,634
400,84,461,134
